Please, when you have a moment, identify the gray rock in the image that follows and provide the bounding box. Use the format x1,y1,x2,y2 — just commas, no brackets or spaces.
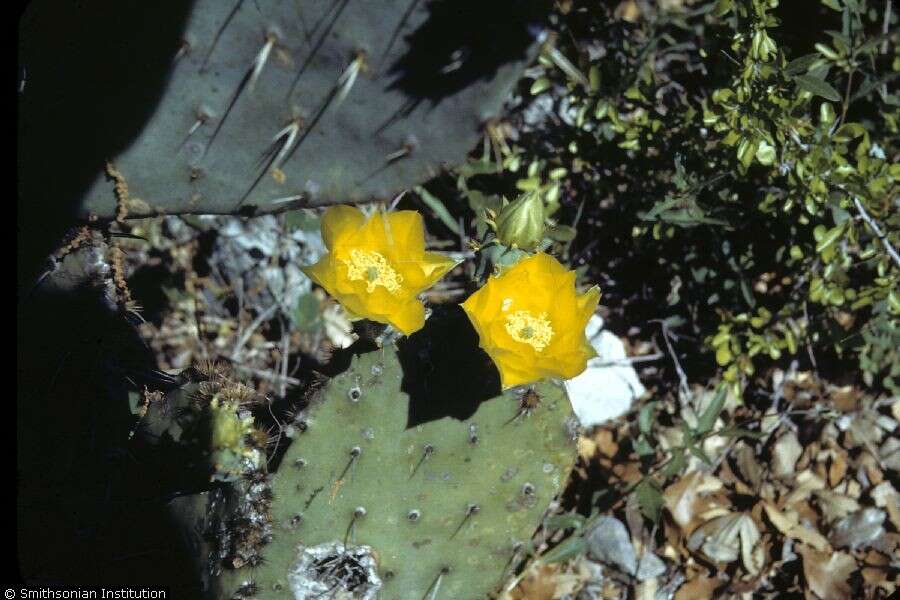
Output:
585,516,637,575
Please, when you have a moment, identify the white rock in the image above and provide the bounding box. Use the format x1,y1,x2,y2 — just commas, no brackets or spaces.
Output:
565,314,646,427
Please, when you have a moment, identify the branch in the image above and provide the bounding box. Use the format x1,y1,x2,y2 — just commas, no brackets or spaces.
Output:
852,196,900,269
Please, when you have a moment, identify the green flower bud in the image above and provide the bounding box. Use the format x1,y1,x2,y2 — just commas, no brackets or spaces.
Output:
494,191,546,250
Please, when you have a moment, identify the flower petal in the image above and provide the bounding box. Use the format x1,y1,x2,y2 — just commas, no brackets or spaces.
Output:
405,251,458,292
321,205,366,250
576,285,602,318
384,210,426,253
301,256,337,292
387,299,426,336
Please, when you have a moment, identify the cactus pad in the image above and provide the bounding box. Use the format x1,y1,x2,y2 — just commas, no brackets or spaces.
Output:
53,0,540,219
215,347,577,599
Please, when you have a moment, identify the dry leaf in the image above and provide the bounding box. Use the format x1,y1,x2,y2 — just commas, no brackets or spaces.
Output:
664,471,725,532
830,385,859,412
870,481,900,529
763,502,830,552
797,545,855,600
773,431,803,479
829,507,886,550
813,490,859,524
860,549,890,588
665,471,703,530
674,573,720,600
578,435,597,461
508,564,559,600
687,513,761,573
783,470,826,506
880,436,900,471
734,441,763,488
594,428,619,458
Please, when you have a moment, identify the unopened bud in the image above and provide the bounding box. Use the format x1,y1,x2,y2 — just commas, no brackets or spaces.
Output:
495,192,546,250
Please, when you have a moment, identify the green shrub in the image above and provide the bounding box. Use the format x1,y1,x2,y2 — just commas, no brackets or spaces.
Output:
458,0,898,394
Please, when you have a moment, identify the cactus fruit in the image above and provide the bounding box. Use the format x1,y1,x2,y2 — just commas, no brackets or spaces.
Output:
21,0,543,221
178,346,576,599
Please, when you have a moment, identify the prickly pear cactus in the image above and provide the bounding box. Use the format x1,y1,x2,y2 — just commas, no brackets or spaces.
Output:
63,0,540,219
209,347,577,599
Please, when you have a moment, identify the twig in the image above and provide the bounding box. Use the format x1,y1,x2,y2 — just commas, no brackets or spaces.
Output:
852,196,900,268
883,1,893,54
801,301,820,374
231,303,279,362
840,69,853,125
654,320,691,405
231,362,301,386
590,353,665,368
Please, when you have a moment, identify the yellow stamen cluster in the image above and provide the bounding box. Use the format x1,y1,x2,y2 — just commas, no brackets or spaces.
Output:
504,310,554,352
344,249,403,294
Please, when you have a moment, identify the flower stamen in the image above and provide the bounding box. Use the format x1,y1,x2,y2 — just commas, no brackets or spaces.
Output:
504,310,553,352
344,249,403,294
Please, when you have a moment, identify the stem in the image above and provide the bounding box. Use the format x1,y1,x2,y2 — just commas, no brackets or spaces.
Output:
841,69,854,125
853,196,900,269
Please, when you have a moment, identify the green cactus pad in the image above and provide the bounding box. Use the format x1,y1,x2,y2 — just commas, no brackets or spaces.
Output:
217,347,577,599
55,0,539,219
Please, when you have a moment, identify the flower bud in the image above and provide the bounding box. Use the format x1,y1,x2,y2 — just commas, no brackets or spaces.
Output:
495,191,546,250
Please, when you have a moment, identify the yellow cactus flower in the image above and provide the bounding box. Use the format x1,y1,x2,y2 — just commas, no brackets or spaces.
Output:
302,205,457,335
461,252,600,388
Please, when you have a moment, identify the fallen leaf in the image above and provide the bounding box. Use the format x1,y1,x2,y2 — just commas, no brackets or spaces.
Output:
829,507,886,550
783,470,826,506
687,513,760,573
797,544,855,600
859,451,885,486
594,428,619,458
507,563,565,600
880,436,900,471
813,490,859,524
674,573,721,600
734,441,763,488
577,435,597,461
830,385,859,412
860,549,890,588
870,481,900,529
763,502,830,552
773,431,803,479
665,471,703,530
663,471,724,531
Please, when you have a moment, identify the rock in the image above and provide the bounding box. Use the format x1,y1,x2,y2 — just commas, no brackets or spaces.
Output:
565,314,646,427
585,516,637,575
635,552,667,581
